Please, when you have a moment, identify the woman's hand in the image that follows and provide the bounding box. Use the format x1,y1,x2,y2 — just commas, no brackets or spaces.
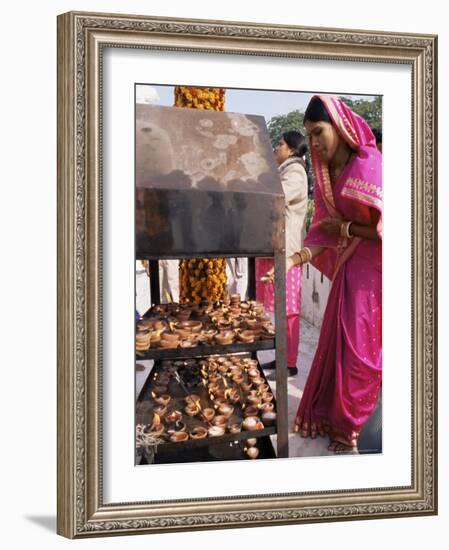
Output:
319,217,342,236
260,267,274,284
261,252,304,283
286,255,296,273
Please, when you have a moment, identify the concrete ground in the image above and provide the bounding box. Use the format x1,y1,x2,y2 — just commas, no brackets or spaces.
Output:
257,318,337,458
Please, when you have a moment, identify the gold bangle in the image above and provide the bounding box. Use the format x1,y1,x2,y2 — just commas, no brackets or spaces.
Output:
302,247,313,263
340,221,353,239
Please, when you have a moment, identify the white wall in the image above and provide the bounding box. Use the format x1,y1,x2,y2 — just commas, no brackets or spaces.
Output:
301,264,331,328
1,1,446,549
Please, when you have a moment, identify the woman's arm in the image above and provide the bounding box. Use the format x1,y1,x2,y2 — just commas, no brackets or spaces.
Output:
287,245,324,271
347,222,379,241
320,216,380,242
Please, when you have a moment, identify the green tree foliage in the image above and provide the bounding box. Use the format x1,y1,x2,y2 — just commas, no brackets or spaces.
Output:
339,95,382,131
267,110,305,148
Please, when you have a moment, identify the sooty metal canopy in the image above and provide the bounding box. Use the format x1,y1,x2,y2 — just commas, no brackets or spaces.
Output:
136,104,284,258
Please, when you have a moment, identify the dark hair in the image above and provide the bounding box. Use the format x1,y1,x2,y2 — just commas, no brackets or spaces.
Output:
372,127,382,145
282,130,308,158
304,96,331,124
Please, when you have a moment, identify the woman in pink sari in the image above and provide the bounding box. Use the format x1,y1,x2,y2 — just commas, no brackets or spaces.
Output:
288,95,382,453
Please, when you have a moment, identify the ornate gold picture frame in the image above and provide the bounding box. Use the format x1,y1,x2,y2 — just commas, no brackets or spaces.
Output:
57,11,437,538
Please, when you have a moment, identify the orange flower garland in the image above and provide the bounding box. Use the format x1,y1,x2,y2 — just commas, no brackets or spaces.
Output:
175,86,228,304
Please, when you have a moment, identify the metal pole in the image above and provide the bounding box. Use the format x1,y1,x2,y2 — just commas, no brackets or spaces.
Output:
274,245,288,458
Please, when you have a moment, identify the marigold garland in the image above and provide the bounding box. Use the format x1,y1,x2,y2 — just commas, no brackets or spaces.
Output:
175,86,227,303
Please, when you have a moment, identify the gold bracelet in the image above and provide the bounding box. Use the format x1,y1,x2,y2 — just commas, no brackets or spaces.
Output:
302,247,313,263
340,221,353,239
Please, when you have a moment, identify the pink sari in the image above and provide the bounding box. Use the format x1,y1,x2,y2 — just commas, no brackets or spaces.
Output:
295,96,382,448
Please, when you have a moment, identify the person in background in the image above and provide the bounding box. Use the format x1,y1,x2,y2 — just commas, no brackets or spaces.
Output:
226,258,248,300
372,127,382,153
283,95,382,453
257,130,309,377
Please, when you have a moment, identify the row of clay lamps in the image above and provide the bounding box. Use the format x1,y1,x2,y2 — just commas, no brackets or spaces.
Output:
136,300,275,352
145,357,275,442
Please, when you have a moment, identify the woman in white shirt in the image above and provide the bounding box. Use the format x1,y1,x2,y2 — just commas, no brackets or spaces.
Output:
257,131,309,376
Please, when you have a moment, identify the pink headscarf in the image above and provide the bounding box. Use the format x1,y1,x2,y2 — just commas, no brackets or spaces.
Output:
304,95,382,280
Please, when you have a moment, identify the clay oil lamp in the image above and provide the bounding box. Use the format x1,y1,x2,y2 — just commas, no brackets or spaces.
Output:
135,331,151,351
153,393,171,406
213,388,227,399
144,413,165,437
248,368,260,379
184,403,200,417
259,383,270,394
136,318,152,331
201,329,217,344
218,403,234,418
208,373,221,384
229,365,242,376
217,364,229,376
246,438,258,447
165,410,182,424
153,319,167,332
247,394,262,407
260,402,275,413
206,358,219,371
247,389,259,399
212,415,228,428
245,318,258,329
170,431,189,442
208,382,220,396
262,392,274,403
214,331,234,346
161,331,180,343
194,333,208,344
176,310,191,322
240,302,250,311
176,320,202,333
201,407,215,422
229,422,242,434
152,384,168,397
208,425,225,437
235,330,255,344
155,374,170,386
242,416,259,431
261,411,277,426
185,394,201,406
227,388,241,403
252,376,265,387
243,406,259,418
212,397,227,409
250,330,263,342
159,338,179,349
246,447,259,459
189,426,208,440
232,373,244,385
218,318,233,331
153,404,168,417
180,339,197,349
166,420,186,435
173,326,191,339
